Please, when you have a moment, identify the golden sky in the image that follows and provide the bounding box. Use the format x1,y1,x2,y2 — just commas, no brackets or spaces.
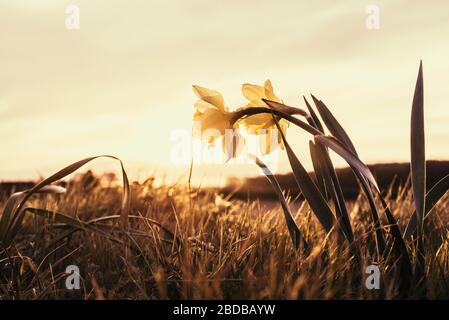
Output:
1,0,448,185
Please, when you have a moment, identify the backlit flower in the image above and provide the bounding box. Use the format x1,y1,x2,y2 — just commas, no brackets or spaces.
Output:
192,85,244,159
241,80,289,155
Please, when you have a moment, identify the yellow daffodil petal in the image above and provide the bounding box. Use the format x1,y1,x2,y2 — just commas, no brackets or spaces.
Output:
242,80,281,108
241,84,266,105
259,128,274,155
194,100,216,113
256,121,287,155
222,130,245,161
242,114,273,131
192,85,227,112
264,80,273,92
277,119,289,150
192,108,232,143
264,80,280,102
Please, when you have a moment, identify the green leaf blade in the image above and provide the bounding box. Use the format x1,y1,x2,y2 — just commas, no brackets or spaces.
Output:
249,155,309,251
272,118,337,236
410,61,426,232
311,95,358,156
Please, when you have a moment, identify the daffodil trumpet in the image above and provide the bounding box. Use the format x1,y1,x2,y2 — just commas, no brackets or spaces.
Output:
192,85,245,159
239,80,310,155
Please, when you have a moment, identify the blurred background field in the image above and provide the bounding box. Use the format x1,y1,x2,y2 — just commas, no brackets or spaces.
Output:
0,160,448,299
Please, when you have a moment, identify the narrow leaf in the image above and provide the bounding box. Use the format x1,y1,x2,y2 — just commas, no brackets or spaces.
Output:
262,98,308,117
0,185,66,242
272,118,336,235
313,135,386,253
379,196,413,290
404,173,449,239
314,135,379,191
19,208,123,244
351,167,386,255
304,96,324,133
313,141,354,242
5,155,130,244
311,95,358,156
410,61,426,233
249,155,309,251
309,141,328,199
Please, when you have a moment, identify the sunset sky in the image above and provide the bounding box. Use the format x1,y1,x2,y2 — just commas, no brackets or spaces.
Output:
1,0,448,185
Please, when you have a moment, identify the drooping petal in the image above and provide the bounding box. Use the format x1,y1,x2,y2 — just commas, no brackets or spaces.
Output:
264,79,273,93
222,129,246,160
242,80,281,109
192,85,227,111
264,80,280,102
194,100,216,113
242,84,266,104
259,127,282,155
277,119,289,150
258,128,269,156
192,108,232,143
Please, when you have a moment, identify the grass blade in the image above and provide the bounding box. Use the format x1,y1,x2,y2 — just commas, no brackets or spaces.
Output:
379,196,413,294
382,206,414,288
19,208,124,244
351,167,386,255
0,185,66,243
4,156,130,245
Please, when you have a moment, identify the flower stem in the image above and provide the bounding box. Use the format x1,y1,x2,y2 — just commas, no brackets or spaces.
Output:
231,107,322,136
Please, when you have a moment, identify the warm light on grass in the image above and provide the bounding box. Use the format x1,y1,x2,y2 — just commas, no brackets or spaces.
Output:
0,63,448,299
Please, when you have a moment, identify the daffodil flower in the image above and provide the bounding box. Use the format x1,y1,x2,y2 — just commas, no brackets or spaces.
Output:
241,80,289,155
192,85,245,159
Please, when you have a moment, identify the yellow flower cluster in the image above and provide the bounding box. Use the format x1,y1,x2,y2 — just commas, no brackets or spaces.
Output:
192,80,289,159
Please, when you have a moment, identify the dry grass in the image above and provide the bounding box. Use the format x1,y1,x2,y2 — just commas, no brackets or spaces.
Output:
1,62,447,300
1,172,448,300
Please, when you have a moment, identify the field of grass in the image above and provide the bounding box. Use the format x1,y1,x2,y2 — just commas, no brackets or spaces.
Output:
0,172,448,299
1,62,448,300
